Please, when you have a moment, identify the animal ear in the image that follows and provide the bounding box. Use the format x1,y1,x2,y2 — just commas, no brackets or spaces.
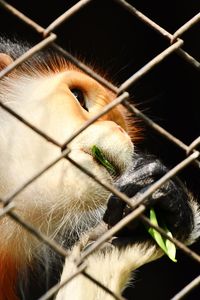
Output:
0,53,13,70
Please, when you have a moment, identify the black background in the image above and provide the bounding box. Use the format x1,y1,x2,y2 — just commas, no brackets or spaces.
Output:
0,0,200,299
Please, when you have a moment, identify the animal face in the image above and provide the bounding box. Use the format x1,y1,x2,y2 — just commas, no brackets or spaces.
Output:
0,63,134,248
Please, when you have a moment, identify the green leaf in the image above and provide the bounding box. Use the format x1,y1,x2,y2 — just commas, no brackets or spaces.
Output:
148,208,177,262
148,208,167,254
91,145,116,175
163,225,177,262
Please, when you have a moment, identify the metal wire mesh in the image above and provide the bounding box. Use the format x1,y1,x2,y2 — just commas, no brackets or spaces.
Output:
0,0,199,299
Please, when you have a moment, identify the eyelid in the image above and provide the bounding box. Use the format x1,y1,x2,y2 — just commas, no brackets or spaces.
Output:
70,88,89,111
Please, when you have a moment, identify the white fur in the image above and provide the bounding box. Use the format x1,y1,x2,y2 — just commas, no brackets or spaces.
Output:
0,62,199,300
56,242,162,300
187,199,200,245
0,70,133,265
55,197,200,300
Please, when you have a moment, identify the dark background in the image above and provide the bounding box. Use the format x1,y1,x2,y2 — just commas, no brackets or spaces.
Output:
0,0,199,299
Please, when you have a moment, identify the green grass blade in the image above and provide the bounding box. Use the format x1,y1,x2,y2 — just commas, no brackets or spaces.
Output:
91,145,116,175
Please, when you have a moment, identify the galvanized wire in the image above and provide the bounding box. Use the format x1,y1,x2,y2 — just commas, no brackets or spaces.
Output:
0,0,118,93
43,0,93,37
0,34,57,79
76,151,200,265
118,39,184,92
171,275,200,300
171,12,200,43
114,0,200,69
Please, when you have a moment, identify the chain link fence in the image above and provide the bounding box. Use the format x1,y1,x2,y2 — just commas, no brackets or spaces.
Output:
0,0,199,299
